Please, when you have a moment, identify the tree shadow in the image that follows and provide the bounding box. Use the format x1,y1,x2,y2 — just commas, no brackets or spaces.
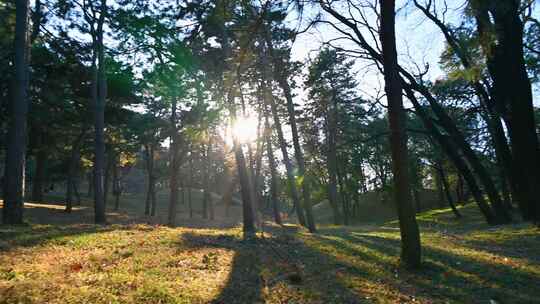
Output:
313,228,540,303
179,224,370,304
0,202,157,252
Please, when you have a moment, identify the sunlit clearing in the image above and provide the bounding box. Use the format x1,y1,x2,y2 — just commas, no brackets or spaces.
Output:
231,115,258,143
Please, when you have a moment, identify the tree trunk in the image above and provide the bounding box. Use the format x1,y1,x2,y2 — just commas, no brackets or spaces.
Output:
168,97,180,227
409,81,510,223
265,113,282,225
337,165,348,226
265,33,316,233
413,189,421,214
263,70,306,227
380,0,421,268
3,0,30,224
113,161,120,211
438,166,461,218
92,0,108,224
405,86,496,224
414,0,517,210
202,141,211,219
435,160,446,209
326,97,342,225
66,130,85,213
32,147,46,202
188,152,194,219
144,144,152,215
474,1,540,222
103,153,113,207
456,173,464,203
251,113,265,224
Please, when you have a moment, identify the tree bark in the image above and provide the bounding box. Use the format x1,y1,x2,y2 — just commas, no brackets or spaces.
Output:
112,161,120,211
32,146,46,202
144,144,153,215
202,141,211,219
2,0,30,224
87,172,93,197
262,66,306,227
103,152,113,207
326,96,342,225
380,0,421,268
264,112,282,225
414,0,517,209
406,79,510,223
92,0,107,224
264,32,316,233
438,165,461,219
66,130,85,213
337,164,349,225
188,151,194,218
404,86,496,224
474,0,540,222
167,97,180,226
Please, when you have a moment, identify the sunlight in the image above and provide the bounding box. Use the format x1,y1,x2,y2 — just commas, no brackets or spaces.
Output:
231,115,258,143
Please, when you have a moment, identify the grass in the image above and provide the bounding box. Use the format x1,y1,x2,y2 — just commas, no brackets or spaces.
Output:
0,196,539,303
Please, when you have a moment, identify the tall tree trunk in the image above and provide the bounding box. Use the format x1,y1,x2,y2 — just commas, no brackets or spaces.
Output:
113,161,120,211
202,141,211,219
168,97,180,227
435,159,446,209
66,130,85,213
251,112,265,223
3,0,30,224
144,144,152,215
87,172,93,197
32,147,46,202
264,33,316,233
380,0,421,268
456,173,465,203
231,125,256,233
262,68,306,227
92,0,107,224
103,152,113,207
188,152,193,219
220,20,255,234
474,1,540,222
414,0,517,209
413,189,421,214
337,165,348,225
150,179,157,217
326,97,342,225
264,113,282,225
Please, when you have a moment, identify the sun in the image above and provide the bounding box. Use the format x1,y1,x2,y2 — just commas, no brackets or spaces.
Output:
231,115,259,143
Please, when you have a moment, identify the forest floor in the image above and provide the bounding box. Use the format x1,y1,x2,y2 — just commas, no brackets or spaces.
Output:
0,196,539,304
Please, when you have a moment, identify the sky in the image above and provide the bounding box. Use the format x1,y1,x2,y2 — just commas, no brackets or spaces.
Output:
286,0,540,106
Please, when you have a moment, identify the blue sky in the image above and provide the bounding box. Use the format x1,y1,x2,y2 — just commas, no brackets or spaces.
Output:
287,0,540,105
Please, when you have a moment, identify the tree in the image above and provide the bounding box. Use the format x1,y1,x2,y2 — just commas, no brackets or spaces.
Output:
472,0,540,222
3,0,30,224
380,0,421,268
305,48,359,225
263,19,316,233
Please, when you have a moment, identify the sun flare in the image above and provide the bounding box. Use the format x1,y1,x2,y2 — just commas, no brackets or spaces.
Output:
231,115,258,143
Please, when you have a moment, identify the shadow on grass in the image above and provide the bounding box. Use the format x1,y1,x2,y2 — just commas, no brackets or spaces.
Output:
180,224,368,304
312,227,540,303
0,203,158,252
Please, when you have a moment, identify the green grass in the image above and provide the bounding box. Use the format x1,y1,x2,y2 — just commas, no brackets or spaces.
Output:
1,200,539,303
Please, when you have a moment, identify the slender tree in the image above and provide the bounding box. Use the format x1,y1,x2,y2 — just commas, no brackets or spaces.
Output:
380,0,421,268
